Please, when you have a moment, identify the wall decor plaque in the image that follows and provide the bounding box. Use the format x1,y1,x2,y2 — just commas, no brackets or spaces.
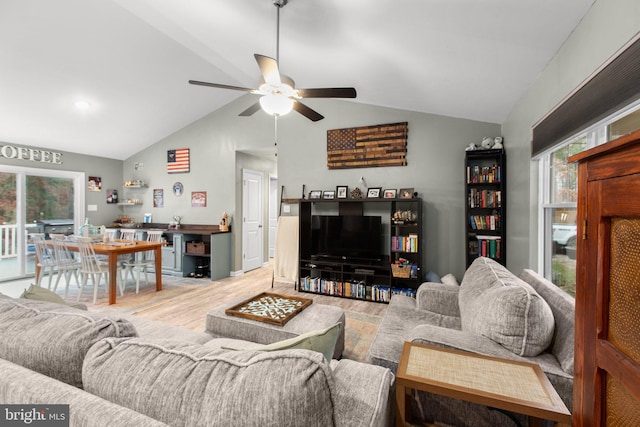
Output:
327,122,408,169
225,292,313,326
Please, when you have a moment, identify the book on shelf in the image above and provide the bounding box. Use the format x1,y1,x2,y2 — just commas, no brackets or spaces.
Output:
468,189,502,208
469,214,501,230
466,165,501,184
475,235,501,259
391,234,418,252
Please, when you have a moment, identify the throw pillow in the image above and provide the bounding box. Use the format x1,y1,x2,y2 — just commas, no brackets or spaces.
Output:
441,273,459,287
225,323,341,362
424,271,442,283
20,284,66,305
459,257,555,357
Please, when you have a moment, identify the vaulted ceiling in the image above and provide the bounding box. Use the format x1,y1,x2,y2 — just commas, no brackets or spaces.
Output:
0,0,594,160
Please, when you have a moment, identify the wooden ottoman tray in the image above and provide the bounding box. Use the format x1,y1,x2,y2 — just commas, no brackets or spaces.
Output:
224,292,312,326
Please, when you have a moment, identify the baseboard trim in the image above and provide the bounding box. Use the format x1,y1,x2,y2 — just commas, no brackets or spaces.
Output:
230,270,243,277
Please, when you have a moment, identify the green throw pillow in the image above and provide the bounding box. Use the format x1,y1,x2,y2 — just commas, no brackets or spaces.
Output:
20,284,67,305
226,323,341,362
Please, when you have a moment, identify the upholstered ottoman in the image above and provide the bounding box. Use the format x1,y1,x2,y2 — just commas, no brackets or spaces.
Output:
205,296,345,359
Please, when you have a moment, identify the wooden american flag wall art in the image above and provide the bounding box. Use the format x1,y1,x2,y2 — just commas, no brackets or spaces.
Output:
326,122,408,169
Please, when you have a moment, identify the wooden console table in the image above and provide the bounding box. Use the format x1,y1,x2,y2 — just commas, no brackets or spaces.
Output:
395,342,571,426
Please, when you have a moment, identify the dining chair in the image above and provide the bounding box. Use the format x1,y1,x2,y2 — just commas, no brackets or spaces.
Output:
76,236,123,304
50,234,81,298
122,229,163,294
30,233,57,289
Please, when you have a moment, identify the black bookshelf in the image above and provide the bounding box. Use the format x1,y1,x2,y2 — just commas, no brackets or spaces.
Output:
464,149,506,267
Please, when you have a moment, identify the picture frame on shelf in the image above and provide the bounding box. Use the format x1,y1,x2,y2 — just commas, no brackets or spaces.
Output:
399,188,414,199
367,187,382,198
309,190,322,200
323,190,335,200
383,189,397,199
336,185,348,199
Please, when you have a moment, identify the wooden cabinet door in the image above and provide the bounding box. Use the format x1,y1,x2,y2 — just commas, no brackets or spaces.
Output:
572,130,640,426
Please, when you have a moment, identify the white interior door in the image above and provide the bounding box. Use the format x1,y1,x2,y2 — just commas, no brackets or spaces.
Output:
242,169,263,272
268,175,278,258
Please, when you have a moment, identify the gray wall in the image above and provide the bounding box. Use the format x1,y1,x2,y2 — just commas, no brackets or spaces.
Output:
124,95,499,279
0,142,123,227
502,0,640,274
275,100,500,279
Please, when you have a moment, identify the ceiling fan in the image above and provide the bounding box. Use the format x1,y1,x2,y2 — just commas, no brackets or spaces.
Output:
188,0,356,122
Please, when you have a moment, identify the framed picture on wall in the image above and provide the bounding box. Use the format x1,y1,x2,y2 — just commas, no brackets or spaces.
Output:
106,189,118,204
191,191,206,207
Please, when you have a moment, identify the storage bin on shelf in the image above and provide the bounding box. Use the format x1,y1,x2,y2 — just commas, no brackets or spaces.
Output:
186,241,209,255
391,263,411,278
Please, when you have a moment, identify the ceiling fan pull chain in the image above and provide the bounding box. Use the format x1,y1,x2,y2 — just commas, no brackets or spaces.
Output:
274,115,279,157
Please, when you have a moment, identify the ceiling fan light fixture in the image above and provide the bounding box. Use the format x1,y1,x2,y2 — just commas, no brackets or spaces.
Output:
260,93,293,116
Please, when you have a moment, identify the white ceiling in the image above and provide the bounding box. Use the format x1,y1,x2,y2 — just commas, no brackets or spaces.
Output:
0,0,594,160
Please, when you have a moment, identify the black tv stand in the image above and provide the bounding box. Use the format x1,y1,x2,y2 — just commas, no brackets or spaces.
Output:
298,197,423,303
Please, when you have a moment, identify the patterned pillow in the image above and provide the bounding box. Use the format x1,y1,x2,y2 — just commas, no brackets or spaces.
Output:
459,257,555,356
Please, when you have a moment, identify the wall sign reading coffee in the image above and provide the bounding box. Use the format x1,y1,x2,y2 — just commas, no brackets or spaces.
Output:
0,144,62,164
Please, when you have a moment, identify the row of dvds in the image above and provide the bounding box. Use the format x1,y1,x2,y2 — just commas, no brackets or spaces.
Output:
299,276,416,302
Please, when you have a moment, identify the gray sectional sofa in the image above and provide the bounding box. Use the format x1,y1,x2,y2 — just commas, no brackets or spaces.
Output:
0,295,394,427
367,257,575,427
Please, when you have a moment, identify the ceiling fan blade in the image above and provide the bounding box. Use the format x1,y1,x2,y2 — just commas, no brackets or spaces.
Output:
254,54,281,86
189,80,255,93
239,102,262,117
293,101,324,122
297,87,357,98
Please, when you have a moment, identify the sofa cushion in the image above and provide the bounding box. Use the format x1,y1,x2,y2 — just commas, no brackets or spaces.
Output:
519,269,575,374
459,257,555,357
224,323,341,362
0,359,168,427
0,298,137,388
83,337,337,427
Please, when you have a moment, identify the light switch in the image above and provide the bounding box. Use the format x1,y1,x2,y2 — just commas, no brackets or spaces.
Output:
88,204,97,211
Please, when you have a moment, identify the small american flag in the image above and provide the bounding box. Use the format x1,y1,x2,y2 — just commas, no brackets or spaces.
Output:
167,148,189,173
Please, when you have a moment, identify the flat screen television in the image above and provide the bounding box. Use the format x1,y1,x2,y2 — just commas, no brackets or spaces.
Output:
311,215,382,262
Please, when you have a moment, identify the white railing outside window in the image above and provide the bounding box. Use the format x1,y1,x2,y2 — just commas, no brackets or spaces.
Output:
0,224,18,259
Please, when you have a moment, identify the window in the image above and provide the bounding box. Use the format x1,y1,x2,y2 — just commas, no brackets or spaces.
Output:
538,102,640,296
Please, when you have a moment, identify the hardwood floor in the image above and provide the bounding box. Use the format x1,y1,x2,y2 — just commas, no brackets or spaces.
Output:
89,263,387,328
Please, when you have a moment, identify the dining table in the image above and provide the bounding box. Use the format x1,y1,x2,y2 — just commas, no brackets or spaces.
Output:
38,239,165,305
